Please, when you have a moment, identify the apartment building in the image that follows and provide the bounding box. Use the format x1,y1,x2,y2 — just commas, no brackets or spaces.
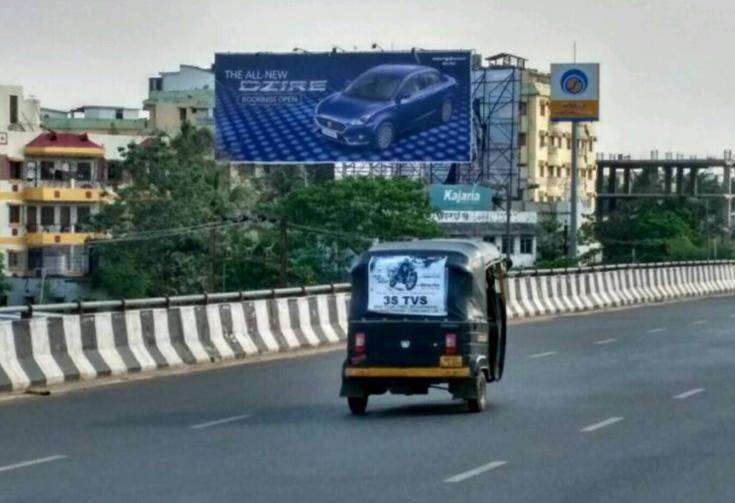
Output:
520,69,598,206
144,64,214,135
0,85,41,133
41,105,148,135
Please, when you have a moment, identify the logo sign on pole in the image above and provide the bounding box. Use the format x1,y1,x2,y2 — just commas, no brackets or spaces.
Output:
429,184,492,211
550,63,599,121
215,51,472,163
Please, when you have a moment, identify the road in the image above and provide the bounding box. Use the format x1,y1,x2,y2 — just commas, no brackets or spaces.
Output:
1,295,734,502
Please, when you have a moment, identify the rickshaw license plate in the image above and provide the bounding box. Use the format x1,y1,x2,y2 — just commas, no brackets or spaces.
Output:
440,355,463,368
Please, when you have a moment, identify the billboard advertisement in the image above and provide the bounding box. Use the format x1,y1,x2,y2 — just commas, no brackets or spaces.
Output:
550,63,600,121
215,51,472,163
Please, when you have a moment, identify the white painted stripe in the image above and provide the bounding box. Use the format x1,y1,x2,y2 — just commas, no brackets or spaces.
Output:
316,295,340,343
189,414,251,429
228,303,259,356
580,417,623,432
61,316,98,379
254,300,281,352
444,461,507,483
595,338,617,345
529,351,557,359
28,318,64,385
647,328,666,334
692,319,708,325
0,455,67,474
276,299,301,349
152,309,184,366
93,312,128,375
0,322,30,390
674,388,705,400
335,292,350,334
296,298,321,347
122,311,157,372
205,305,235,360
179,307,211,363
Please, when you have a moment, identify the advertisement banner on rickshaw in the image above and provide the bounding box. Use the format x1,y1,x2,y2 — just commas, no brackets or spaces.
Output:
367,255,447,316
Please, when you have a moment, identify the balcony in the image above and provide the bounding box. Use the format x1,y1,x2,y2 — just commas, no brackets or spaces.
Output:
25,224,97,246
23,186,110,203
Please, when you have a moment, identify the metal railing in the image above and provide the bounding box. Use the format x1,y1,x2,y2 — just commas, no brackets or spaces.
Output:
0,259,732,317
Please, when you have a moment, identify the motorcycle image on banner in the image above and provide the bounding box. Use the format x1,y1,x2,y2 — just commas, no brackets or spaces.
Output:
367,255,447,316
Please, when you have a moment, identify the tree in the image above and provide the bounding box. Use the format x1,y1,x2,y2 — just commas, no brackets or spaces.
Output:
226,176,444,288
91,124,252,297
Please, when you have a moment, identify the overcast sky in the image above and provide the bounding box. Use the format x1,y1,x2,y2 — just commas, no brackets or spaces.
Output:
2,0,732,156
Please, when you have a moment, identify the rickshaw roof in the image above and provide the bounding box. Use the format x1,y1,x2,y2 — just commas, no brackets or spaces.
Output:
359,239,503,272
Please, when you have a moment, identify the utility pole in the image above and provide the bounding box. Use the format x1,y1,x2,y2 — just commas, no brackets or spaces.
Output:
279,217,288,287
569,122,579,259
209,227,216,292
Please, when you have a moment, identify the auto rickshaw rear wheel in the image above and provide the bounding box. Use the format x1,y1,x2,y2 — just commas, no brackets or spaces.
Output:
467,372,487,413
348,396,368,415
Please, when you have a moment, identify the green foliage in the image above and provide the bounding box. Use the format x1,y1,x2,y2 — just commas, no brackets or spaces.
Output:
0,252,9,299
92,124,251,297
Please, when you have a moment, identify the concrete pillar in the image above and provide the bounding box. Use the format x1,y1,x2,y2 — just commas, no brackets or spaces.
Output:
676,167,684,194
664,166,673,194
623,167,631,194
607,166,617,214
689,167,698,195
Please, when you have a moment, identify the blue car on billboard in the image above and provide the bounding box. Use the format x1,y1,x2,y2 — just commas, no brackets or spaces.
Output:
314,64,457,150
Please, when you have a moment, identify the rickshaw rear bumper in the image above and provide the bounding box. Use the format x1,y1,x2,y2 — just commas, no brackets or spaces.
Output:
344,367,472,378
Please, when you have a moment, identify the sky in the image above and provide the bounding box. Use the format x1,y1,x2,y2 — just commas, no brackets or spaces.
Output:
2,0,733,157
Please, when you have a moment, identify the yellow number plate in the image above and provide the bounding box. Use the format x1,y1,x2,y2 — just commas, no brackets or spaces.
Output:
440,355,463,368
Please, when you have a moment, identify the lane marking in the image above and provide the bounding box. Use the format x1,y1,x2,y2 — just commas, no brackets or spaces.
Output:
674,388,705,400
529,351,557,359
647,328,665,333
595,338,617,345
0,455,67,474
580,417,624,433
189,414,251,430
444,461,507,483
692,320,708,325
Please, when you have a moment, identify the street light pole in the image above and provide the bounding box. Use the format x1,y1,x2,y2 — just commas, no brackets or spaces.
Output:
569,121,579,259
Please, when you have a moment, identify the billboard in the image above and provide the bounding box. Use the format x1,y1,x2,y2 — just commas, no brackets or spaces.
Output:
429,184,491,211
215,51,472,163
550,63,600,121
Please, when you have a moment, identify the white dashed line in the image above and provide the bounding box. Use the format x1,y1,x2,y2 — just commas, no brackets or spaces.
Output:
674,388,705,400
595,338,617,345
692,320,708,325
0,455,67,474
647,328,665,333
444,461,507,483
580,417,624,433
529,351,558,359
189,414,251,429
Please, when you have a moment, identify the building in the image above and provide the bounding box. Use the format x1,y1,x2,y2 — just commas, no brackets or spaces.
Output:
144,65,214,135
41,106,148,135
520,69,598,206
0,85,41,133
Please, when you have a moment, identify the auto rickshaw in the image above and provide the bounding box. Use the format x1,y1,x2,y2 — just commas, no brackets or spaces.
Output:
340,239,508,414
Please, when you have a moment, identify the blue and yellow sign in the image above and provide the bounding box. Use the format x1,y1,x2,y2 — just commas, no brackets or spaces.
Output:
550,63,599,121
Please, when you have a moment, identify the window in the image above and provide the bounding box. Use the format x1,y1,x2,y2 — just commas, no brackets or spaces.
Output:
539,132,546,147
40,161,54,180
9,95,18,124
483,236,496,244
539,165,545,177
519,101,527,116
501,237,513,255
589,140,594,153
520,235,534,254
518,132,526,147
8,205,20,224
115,108,124,120
41,206,55,226
149,77,163,92
540,101,546,116
77,206,91,225
76,161,92,181
566,138,572,149
9,161,21,179
420,71,441,88
179,107,187,121
8,251,19,270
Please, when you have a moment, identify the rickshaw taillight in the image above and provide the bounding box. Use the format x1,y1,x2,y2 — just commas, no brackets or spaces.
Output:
444,333,457,355
354,332,366,354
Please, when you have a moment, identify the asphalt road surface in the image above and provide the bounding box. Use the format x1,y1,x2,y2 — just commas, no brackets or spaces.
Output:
1,295,734,502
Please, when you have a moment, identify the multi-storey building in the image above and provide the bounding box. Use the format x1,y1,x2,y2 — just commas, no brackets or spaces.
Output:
41,105,147,135
144,65,214,135
520,69,598,206
0,85,41,133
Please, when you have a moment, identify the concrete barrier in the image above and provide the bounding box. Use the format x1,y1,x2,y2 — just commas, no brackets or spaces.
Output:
1,262,733,393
